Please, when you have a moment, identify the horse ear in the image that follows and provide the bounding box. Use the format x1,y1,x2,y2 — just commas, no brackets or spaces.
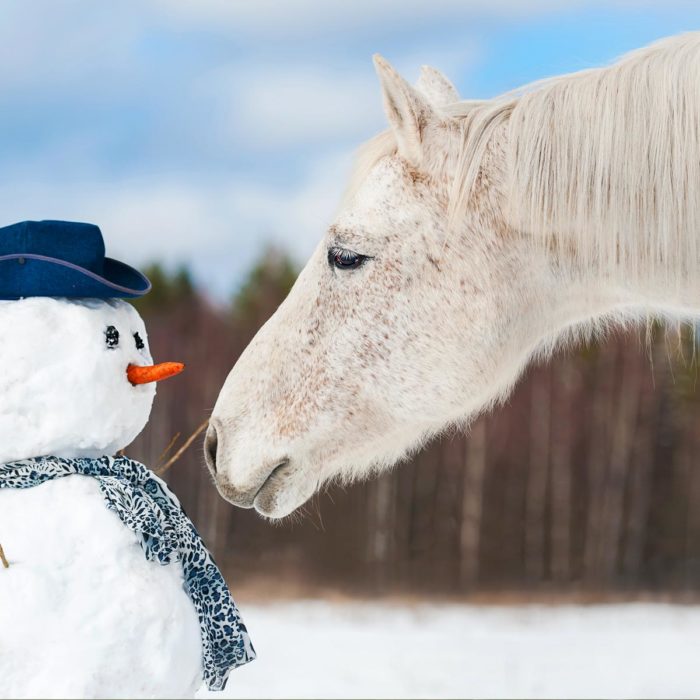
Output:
373,54,438,166
416,65,460,107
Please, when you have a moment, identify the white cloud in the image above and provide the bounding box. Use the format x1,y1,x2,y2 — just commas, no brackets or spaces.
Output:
160,0,539,35
201,66,383,150
199,39,479,152
158,0,677,38
0,147,356,302
0,2,146,92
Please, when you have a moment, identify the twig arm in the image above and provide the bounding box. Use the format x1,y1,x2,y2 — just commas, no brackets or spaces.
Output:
155,419,210,476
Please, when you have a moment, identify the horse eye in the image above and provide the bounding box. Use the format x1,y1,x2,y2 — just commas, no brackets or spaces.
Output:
105,325,120,349
328,247,369,271
133,332,145,350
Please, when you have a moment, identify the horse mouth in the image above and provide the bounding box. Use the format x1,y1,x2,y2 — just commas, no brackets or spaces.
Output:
252,459,290,510
212,456,289,510
214,456,312,518
252,458,316,518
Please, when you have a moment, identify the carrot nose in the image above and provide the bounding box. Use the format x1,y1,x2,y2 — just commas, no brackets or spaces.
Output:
127,362,185,385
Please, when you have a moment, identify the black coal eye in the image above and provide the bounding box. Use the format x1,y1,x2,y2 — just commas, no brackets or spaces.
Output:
133,332,145,350
105,325,119,349
327,247,370,271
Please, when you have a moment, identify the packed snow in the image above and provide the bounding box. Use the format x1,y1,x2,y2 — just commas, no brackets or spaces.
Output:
0,476,203,698
0,297,156,463
197,600,700,699
0,296,205,698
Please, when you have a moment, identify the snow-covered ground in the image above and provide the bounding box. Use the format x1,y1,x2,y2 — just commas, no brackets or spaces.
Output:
197,600,700,699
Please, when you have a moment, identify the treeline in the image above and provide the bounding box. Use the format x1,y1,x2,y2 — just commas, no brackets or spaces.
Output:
129,253,700,596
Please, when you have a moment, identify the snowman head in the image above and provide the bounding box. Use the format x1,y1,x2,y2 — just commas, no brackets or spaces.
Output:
0,297,182,463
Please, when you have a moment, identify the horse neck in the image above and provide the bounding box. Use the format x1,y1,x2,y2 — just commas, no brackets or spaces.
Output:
553,251,700,334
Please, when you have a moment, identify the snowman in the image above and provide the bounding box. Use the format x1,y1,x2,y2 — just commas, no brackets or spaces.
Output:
0,221,255,699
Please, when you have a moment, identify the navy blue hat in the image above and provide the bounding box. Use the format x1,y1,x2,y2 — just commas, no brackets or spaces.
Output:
0,220,151,300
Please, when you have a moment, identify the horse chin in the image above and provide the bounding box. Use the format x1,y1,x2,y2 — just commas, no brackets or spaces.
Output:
252,464,318,519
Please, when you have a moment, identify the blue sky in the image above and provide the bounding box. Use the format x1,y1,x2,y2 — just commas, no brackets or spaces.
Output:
1,1,699,300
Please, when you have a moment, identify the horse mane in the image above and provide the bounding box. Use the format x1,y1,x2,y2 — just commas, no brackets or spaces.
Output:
350,32,700,284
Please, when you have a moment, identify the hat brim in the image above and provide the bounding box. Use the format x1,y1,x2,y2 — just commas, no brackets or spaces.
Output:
0,254,151,300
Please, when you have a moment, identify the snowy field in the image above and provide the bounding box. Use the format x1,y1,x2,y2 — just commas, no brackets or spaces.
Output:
196,600,700,699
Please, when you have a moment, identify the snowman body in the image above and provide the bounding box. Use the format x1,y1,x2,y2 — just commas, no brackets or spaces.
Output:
0,298,203,698
0,477,202,699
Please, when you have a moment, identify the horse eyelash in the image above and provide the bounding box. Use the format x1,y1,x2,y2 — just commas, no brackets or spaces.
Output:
328,246,374,267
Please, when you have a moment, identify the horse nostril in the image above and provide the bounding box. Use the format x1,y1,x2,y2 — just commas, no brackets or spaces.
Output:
204,424,218,474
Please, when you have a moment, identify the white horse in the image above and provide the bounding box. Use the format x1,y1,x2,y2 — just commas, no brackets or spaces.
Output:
207,32,700,519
